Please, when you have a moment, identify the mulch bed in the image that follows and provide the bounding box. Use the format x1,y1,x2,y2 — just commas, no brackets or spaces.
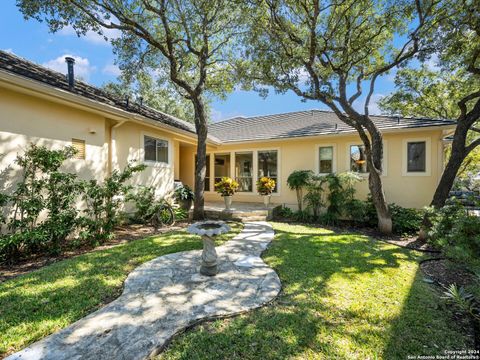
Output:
0,222,188,283
421,258,476,288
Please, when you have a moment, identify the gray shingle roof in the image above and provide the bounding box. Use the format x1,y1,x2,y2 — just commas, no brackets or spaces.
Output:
209,110,456,142
0,50,198,136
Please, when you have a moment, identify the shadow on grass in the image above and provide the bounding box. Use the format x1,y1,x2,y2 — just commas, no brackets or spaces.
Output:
0,226,245,356
157,223,469,360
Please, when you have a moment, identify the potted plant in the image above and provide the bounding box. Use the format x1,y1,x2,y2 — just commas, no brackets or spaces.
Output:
174,184,194,211
256,176,276,207
214,177,239,210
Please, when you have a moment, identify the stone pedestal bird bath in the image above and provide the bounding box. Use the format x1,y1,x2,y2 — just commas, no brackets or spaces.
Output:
187,220,230,276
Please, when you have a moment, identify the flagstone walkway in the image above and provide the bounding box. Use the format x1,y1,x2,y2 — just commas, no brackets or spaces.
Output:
7,222,281,360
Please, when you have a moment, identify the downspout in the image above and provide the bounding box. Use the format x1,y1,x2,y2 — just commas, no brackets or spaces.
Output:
109,120,127,175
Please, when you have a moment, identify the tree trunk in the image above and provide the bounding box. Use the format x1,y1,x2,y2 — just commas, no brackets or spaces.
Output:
296,188,303,211
419,123,471,239
368,167,392,233
192,97,208,220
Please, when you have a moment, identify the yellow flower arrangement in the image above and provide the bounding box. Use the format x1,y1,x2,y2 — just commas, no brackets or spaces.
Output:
256,176,276,195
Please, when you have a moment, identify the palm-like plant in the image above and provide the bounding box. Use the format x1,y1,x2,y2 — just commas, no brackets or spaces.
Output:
287,170,313,211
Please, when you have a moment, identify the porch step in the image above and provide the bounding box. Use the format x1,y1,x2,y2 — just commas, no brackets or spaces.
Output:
240,216,268,222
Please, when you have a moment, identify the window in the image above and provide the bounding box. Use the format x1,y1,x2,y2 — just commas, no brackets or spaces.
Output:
319,146,333,173
195,154,211,191
258,150,278,192
407,141,426,172
71,138,85,159
350,145,368,173
235,152,253,192
214,153,230,184
144,136,168,164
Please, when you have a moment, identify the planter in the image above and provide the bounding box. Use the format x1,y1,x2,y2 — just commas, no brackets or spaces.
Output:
224,195,233,210
179,198,193,211
263,194,271,208
186,220,231,276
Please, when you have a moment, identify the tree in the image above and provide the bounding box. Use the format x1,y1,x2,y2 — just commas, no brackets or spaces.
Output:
102,71,197,122
18,0,242,219
380,0,480,215
241,0,445,233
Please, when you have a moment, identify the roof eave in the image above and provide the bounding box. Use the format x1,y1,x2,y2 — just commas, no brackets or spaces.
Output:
0,69,222,145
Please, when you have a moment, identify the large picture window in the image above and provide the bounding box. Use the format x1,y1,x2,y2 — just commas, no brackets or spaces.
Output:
214,153,231,184
407,141,426,172
235,152,253,192
144,136,168,164
350,145,368,173
258,150,278,192
319,146,333,173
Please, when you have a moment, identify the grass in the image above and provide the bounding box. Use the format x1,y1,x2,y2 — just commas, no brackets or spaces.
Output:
158,222,470,360
0,222,243,357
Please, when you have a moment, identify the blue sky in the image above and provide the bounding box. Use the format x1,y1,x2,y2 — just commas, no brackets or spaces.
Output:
0,0,397,121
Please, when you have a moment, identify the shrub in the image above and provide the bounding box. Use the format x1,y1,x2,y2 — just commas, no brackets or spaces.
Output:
174,184,194,201
272,205,294,220
0,144,79,261
304,175,328,218
80,163,146,244
361,196,423,235
428,201,480,263
287,170,313,211
214,177,239,196
126,186,156,224
256,177,276,195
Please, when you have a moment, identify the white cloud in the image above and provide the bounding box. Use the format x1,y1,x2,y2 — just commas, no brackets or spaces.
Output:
210,108,244,122
352,93,386,115
43,54,96,81
3,48,14,54
102,63,121,76
59,25,120,45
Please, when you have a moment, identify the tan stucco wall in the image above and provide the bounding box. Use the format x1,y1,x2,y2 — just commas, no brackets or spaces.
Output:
0,86,108,194
113,122,178,198
180,129,447,209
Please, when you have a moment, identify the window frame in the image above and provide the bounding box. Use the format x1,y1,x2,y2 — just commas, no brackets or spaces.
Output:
257,149,279,193
315,144,336,175
345,141,388,177
197,148,281,196
402,137,431,176
141,132,172,167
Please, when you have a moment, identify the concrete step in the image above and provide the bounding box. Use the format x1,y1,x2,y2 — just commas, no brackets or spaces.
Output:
240,216,268,222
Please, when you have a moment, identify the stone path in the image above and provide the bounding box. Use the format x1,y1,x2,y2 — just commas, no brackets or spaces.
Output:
7,222,281,360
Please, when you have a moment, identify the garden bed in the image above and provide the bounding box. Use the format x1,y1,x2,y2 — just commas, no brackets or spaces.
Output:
0,223,189,282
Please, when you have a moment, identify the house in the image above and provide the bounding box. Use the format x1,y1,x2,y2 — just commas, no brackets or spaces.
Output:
0,51,456,210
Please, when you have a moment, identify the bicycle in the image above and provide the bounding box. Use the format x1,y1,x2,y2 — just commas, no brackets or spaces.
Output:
148,197,176,229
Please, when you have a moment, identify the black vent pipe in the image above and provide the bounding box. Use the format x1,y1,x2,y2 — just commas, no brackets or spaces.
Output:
65,57,75,89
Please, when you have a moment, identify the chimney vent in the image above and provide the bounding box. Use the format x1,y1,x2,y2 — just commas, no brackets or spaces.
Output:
65,57,75,89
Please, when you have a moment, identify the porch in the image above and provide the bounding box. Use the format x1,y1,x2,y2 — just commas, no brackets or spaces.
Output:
190,201,274,222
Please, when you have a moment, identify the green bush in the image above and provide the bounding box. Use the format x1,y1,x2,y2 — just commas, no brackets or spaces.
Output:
126,186,156,224
80,163,146,244
360,196,423,235
428,201,480,263
272,205,295,219
0,145,79,261
0,145,147,262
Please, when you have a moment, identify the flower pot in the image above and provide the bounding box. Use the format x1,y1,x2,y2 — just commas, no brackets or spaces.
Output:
224,195,233,210
179,198,193,211
263,195,271,208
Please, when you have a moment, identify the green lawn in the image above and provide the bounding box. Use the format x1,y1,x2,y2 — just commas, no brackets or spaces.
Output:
159,222,470,360
0,223,243,357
